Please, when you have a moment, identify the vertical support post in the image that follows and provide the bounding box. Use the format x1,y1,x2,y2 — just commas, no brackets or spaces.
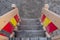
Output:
44,4,49,9
42,4,51,38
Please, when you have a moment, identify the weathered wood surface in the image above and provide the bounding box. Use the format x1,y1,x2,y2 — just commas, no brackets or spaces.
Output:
42,8,60,30
0,35,8,40
52,35,60,40
0,8,19,31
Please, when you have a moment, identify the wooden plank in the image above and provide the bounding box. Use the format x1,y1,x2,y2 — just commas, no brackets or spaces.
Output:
0,35,8,40
45,32,51,38
52,35,60,40
42,8,60,29
10,32,14,38
11,4,21,22
0,8,19,31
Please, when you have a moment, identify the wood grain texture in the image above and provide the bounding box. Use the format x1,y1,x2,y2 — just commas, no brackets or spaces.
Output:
0,35,8,40
52,35,60,40
42,8,60,30
0,8,19,31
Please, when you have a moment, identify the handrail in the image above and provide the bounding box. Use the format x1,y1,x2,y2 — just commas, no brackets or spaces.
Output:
40,4,60,39
42,8,60,30
0,8,19,30
0,4,21,40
